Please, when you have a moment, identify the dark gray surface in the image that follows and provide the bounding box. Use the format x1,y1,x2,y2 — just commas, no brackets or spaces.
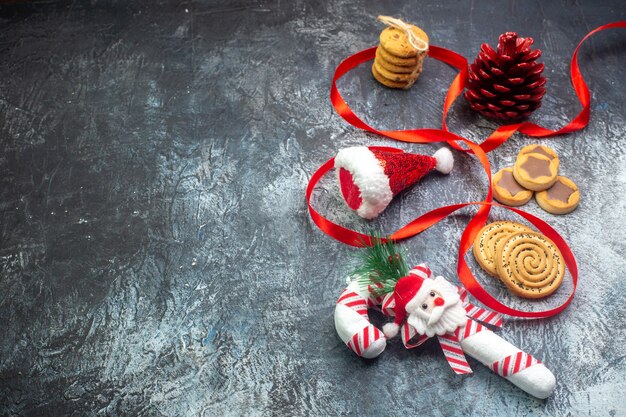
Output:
0,1,625,416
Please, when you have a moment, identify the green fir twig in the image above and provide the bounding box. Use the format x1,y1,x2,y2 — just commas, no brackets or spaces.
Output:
352,231,409,298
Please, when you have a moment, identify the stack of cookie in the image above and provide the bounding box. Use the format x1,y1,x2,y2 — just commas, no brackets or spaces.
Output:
472,221,565,299
372,23,429,90
492,144,580,214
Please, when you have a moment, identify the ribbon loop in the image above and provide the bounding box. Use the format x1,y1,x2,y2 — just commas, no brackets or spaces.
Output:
438,332,472,374
459,287,504,328
401,322,429,349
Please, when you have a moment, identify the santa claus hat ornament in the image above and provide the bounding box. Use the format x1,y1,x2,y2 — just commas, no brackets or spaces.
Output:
382,274,449,337
335,147,454,219
382,274,427,337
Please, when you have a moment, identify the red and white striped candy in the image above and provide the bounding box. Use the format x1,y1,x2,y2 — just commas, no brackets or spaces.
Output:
336,289,368,318
409,263,432,279
381,293,396,316
334,281,386,359
490,351,541,378
458,322,555,399
458,318,485,342
367,282,385,306
346,325,384,357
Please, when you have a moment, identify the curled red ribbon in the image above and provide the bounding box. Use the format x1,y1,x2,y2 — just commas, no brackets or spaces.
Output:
308,22,625,318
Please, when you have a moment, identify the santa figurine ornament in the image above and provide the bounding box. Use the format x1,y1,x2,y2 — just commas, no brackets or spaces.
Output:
381,272,467,339
334,237,556,399
334,146,453,219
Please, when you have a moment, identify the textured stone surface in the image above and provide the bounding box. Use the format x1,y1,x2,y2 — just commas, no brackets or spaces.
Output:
0,1,624,416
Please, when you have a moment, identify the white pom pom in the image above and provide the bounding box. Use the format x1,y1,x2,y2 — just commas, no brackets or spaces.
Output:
382,323,399,338
433,147,454,174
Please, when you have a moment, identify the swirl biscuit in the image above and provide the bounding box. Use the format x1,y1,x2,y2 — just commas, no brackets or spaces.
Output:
496,232,565,299
472,221,533,278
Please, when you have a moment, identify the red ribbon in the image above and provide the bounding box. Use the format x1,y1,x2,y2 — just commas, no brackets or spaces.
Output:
307,22,626,319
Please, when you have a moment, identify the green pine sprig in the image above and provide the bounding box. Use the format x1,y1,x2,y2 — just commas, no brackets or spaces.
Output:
352,231,409,298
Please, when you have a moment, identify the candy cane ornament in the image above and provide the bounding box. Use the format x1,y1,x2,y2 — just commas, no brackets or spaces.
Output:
459,324,555,399
334,240,557,399
334,280,387,359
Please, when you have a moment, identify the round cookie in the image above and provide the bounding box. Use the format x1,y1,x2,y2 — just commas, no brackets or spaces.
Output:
518,144,559,162
496,232,565,299
373,60,420,83
492,167,533,207
379,26,429,58
371,64,415,89
535,176,580,214
513,153,559,191
378,45,420,67
375,48,423,74
472,221,533,278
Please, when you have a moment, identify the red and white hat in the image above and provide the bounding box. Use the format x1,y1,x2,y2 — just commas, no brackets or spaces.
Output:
382,271,435,338
334,147,453,219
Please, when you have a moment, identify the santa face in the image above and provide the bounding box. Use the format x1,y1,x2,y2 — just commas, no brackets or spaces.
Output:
405,276,468,337
415,289,445,316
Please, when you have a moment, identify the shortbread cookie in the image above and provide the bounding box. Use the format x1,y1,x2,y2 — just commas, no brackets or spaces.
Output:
371,65,415,89
496,232,565,299
375,48,423,74
472,221,533,278
373,60,420,83
513,153,559,191
378,45,419,67
518,144,559,161
492,167,533,207
535,176,580,214
379,25,429,58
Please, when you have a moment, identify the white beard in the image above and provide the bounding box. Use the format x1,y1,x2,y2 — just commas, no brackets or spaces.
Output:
406,276,468,337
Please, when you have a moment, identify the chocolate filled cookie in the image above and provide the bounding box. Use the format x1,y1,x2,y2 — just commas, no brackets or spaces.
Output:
518,144,559,161
513,153,559,191
535,176,580,214
492,167,533,206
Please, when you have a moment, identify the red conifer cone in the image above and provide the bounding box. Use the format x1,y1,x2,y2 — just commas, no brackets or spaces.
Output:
464,32,546,120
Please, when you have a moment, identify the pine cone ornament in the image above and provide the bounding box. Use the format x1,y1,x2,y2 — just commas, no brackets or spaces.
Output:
464,32,546,120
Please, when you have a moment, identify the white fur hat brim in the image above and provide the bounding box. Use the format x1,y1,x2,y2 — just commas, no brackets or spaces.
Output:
334,147,393,219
